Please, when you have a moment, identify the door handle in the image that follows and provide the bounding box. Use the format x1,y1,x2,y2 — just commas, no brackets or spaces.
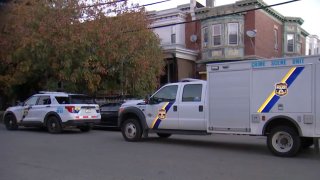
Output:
199,105,203,112
173,105,177,112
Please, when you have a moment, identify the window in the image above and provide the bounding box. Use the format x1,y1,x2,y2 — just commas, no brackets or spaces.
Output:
228,23,238,45
171,33,176,44
152,85,178,103
212,24,222,46
24,96,39,106
297,43,301,54
55,96,69,104
182,84,202,102
274,29,278,50
203,27,209,47
37,96,51,105
287,34,294,52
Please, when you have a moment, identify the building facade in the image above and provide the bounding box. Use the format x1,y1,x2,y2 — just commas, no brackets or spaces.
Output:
195,0,309,76
148,2,203,85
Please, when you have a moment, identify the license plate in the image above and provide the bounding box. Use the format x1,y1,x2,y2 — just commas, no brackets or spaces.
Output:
85,109,91,113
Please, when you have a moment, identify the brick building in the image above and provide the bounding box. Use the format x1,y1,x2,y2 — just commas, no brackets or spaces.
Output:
195,0,309,78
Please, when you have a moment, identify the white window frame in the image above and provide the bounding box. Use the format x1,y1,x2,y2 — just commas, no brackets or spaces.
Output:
212,24,222,46
228,23,238,45
203,27,209,48
287,34,295,53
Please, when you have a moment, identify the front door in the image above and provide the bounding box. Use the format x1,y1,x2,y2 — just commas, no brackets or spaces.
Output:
145,85,179,130
22,96,39,122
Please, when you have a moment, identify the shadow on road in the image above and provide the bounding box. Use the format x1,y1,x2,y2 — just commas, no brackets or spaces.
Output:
143,136,319,159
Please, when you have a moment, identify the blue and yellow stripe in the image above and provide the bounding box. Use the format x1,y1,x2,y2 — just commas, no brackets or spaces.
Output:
257,67,304,113
151,102,173,129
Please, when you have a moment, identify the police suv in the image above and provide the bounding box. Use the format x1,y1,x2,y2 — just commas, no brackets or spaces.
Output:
119,55,320,157
3,91,101,133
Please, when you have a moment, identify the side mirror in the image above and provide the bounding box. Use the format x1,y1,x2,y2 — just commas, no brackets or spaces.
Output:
144,95,151,104
16,101,24,106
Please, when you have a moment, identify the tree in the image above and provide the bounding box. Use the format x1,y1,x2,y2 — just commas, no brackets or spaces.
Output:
0,0,164,105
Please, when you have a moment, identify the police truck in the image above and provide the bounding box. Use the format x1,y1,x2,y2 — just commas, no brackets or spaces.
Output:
118,55,320,157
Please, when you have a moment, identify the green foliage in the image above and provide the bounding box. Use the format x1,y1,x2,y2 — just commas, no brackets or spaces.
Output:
0,0,164,102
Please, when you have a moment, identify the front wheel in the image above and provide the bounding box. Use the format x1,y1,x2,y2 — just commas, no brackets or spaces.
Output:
121,119,142,142
4,114,18,130
267,126,301,157
46,116,62,134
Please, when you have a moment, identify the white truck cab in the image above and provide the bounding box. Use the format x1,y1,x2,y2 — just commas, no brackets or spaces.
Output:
119,55,320,157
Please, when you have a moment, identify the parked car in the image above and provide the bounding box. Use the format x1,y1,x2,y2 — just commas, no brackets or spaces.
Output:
3,91,101,133
96,102,122,128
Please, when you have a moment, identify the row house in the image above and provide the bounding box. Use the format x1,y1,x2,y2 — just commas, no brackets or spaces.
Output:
148,2,203,85
195,0,309,77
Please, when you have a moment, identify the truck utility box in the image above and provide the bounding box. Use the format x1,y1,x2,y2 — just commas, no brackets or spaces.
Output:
119,55,320,157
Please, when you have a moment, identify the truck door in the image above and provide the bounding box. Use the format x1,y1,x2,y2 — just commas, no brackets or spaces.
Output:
178,83,206,130
145,85,179,130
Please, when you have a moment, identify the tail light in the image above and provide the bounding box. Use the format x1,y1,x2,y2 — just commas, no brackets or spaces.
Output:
65,106,80,113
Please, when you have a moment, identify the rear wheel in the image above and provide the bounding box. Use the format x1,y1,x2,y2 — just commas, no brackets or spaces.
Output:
79,125,91,132
46,116,62,134
157,133,171,138
4,114,18,130
121,119,142,142
267,126,300,157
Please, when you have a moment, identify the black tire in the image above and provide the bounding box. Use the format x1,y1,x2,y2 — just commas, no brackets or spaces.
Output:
267,126,301,157
4,114,18,130
121,119,142,142
301,137,314,149
157,133,171,138
46,116,62,134
79,126,91,132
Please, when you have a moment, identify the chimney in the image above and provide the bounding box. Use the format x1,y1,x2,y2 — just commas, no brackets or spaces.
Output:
190,0,196,20
206,0,215,7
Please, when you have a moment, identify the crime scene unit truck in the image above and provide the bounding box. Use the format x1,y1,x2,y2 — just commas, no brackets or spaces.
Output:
118,55,320,157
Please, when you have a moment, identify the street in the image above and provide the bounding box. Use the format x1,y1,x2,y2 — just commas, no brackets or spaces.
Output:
0,124,319,180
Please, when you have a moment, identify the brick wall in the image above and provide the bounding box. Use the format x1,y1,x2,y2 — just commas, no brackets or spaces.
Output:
244,10,283,58
185,14,202,51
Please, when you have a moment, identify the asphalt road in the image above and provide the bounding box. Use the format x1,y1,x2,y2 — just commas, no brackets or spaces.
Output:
0,124,319,180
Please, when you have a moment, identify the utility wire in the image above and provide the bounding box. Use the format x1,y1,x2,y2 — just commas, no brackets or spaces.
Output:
148,0,300,30
81,0,171,9
137,0,171,8
81,0,127,9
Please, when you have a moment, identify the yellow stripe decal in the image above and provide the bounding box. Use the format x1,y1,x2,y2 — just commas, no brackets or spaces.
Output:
257,67,296,113
151,102,169,128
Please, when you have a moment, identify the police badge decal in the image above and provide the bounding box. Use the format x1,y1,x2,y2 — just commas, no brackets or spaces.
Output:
275,82,288,96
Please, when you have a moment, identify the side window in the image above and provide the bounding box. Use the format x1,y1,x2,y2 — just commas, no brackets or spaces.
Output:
55,96,69,104
24,96,39,106
37,96,51,105
152,85,178,103
182,84,202,102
